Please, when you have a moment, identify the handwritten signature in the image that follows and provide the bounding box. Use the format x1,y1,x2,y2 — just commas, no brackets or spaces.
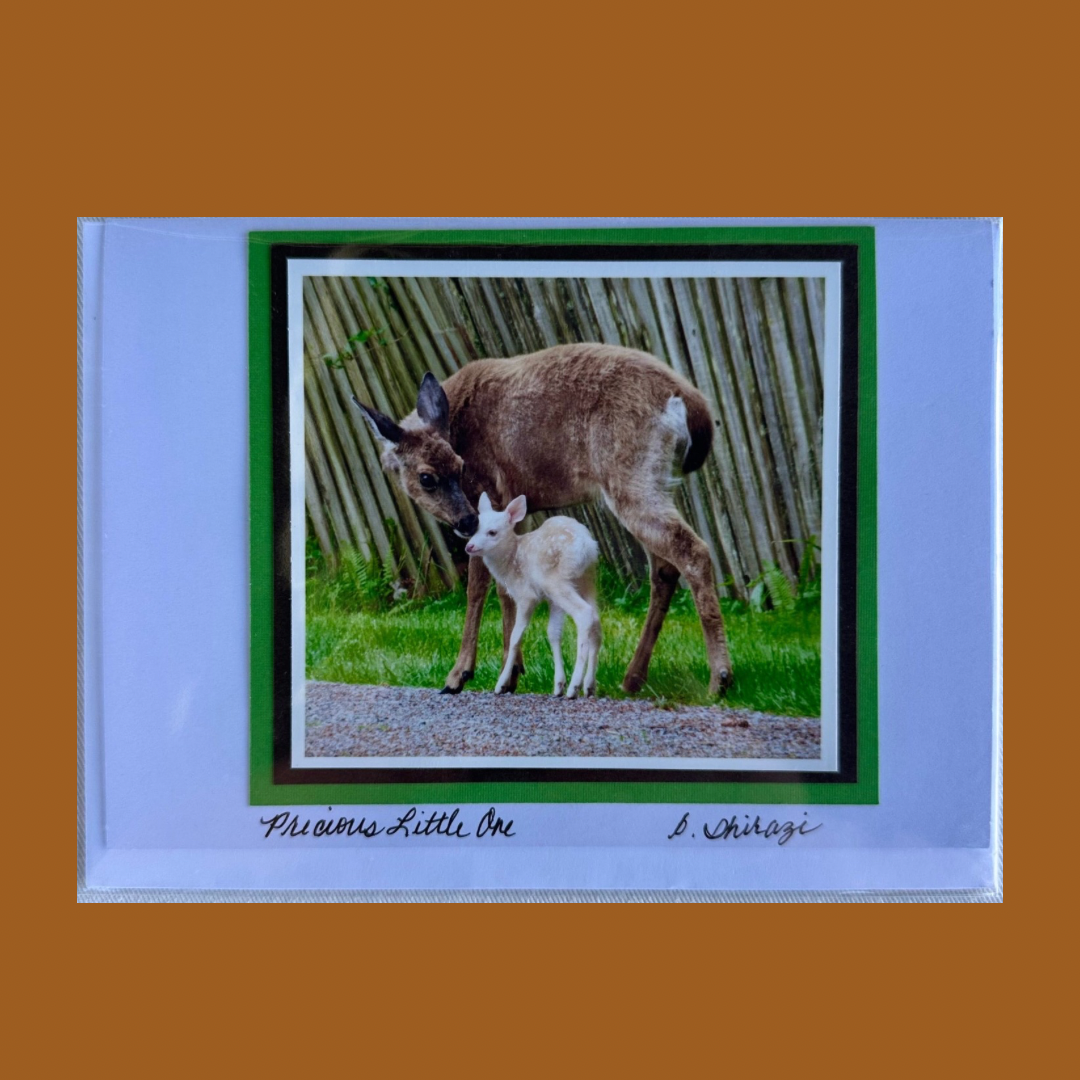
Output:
667,811,822,846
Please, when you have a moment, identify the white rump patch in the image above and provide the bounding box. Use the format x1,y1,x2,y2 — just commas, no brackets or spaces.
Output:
660,395,692,473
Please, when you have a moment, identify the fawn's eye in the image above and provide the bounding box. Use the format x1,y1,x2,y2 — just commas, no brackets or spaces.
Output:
488,529,497,537
418,473,437,490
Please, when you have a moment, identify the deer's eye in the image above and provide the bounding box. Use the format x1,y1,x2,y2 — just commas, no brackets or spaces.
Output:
488,529,497,537
418,473,437,490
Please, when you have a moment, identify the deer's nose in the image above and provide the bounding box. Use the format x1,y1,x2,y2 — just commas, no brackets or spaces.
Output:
456,513,478,536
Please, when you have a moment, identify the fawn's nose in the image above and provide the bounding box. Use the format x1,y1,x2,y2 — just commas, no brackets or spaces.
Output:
456,513,479,536
465,541,477,555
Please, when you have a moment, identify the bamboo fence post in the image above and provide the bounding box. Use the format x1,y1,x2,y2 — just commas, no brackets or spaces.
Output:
322,276,452,584
456,277,509,356
691,278,776,577
760,278,820,542
304,460,334,563
302,359,374,558
804,277,826,377
300,271,825,598
304,284,395,565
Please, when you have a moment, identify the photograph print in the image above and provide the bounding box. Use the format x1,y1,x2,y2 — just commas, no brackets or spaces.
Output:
249,229,876,802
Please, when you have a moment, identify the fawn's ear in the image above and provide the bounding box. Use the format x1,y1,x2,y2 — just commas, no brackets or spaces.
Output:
352,397,403,445
478,491,493,513
507,495,527,525
416,372,449,434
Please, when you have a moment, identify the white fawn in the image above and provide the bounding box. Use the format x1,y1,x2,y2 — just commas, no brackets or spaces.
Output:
464,492,602,698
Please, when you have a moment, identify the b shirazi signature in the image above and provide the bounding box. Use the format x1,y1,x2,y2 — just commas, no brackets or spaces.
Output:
258,806,515,841
667,811,822,846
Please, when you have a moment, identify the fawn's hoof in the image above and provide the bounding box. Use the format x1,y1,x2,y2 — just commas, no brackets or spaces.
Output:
498,664,523,693
553,682,565,698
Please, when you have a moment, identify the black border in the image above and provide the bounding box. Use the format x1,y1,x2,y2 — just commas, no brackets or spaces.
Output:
270,242,859,785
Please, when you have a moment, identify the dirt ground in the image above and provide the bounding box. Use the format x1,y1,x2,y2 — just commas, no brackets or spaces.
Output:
305,681,821,760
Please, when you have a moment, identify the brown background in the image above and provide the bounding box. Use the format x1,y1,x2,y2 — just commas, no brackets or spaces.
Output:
63,0,1020,1069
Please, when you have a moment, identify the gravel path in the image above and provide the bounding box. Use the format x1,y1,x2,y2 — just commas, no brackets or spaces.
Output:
305,682,820,760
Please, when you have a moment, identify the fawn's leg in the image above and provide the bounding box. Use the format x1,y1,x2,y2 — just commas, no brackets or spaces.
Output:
547,605,567,696
494,598,536,694
441,557,491,694
550,587,597,700
621,553,681,694
497,582,525,693
611,496,732,695
580,580,602,698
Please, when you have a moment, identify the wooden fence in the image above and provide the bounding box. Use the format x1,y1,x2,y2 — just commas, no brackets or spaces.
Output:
302,274,824,598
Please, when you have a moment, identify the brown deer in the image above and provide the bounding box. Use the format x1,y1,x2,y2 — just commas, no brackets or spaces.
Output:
353,343,732,696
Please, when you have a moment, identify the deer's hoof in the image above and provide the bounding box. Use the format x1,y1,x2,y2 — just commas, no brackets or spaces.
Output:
709,668,733,696
440,669,473,694
622,671,646,695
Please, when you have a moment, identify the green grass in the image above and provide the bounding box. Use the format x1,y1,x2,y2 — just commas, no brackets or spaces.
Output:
306,560,821,717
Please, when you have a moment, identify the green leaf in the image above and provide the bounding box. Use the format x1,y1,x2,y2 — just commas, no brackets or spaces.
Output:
762,562,796,613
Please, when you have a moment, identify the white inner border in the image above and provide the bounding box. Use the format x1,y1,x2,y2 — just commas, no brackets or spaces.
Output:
287,259,842,771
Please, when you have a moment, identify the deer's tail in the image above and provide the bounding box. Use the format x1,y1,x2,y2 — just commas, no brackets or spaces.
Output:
680,390,714,474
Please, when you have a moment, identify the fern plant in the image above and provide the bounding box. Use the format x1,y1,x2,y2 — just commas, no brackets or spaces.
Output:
797,536,822,600
332,546,400,612
775,536,822,602
747,562,797,613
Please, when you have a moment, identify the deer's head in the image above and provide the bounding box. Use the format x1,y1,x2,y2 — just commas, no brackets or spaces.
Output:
353,373,479,538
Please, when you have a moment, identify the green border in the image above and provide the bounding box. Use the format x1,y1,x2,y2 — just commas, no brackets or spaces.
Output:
248,226,877,805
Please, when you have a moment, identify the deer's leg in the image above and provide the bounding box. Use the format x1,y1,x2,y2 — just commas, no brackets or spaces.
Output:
496,582,526,693
622,553,681,694
613,500,733,696
494,598,536,694
440,557,491,694
547,606,567,697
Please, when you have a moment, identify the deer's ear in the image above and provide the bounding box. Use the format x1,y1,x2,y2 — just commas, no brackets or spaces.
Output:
353,397,403,445
507,495,527,525
478,491,492,513
416,372,449,434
